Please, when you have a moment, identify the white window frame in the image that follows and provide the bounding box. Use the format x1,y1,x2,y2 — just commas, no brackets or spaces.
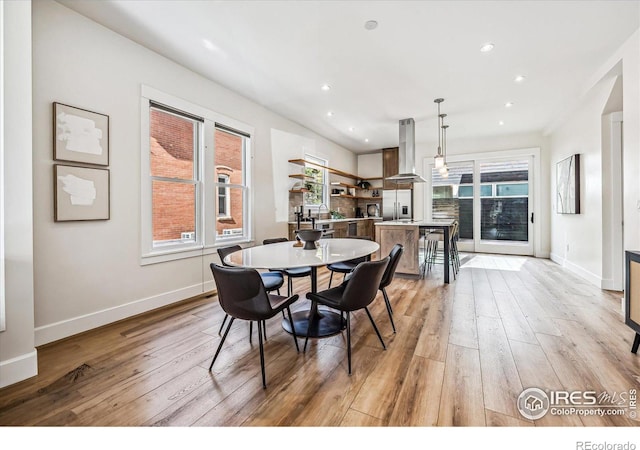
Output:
0,1,5,332
303,153,329,210
216,173,231,218
140,86,253,265
213,125,251,243
424,147,541,257
148,105,202,251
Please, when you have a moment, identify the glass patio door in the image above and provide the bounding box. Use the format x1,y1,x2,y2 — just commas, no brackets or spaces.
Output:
474,157,533,255
428,161,475,252
427,156,534,256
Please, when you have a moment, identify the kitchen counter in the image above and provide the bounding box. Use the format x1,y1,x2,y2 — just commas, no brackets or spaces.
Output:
375,219,455,282
288,217,382,225
288,217,380,241
374,219,452,226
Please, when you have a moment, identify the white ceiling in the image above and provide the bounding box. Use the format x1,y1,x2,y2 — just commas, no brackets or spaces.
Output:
57,0,639,153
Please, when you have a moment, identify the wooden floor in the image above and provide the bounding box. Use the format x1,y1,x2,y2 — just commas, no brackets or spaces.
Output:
1,254,639,426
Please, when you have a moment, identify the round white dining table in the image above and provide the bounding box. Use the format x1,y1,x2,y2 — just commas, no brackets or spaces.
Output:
224,238,380,337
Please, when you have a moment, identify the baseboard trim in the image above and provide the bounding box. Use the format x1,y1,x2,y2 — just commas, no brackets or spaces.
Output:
0,350,38,389
35,280,215,346
550,252,602,287
600,278,623,291
549,252,563,267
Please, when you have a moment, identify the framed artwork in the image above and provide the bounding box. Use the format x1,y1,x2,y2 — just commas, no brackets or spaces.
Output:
54,164,110,221
556,154,580,214
53,102,109,166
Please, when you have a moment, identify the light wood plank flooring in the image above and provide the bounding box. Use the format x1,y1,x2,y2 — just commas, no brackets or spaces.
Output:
1,254,639,426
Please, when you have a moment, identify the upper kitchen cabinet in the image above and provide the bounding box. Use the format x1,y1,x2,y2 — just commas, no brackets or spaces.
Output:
383,147,412,190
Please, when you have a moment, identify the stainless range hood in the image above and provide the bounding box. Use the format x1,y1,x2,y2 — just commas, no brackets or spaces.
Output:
386,118,427,183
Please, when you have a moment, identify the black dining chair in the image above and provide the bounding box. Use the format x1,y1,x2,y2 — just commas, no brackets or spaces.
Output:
217,245,285,337
263,238,312,296
378,244,404,333
326,236,372,288
304,257,390,374
209,263,300,388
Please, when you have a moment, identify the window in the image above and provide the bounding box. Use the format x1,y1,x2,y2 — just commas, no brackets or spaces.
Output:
496,183,528,197
141,86,253,263
458,185,473,198
149,105,199,246
214,126,249,240
217,174,230,217
303,154,328,208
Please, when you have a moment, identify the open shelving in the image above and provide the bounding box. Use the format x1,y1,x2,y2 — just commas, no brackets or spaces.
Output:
288,158,382,197
330,193,382,200
288,173,312,181
288,159,382,182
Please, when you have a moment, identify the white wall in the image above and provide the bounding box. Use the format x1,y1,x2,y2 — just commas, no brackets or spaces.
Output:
548,76,617,284
0,0,37,388
30,1,355,348
357,153,383,179
548,30,640,287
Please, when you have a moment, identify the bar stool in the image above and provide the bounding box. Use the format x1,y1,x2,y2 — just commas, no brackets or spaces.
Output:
423,220,460,279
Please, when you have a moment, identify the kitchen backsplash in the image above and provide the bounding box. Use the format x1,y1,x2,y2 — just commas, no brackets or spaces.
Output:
288,192,383,222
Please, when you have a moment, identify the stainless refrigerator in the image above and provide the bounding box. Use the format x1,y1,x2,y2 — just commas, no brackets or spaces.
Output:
382,189,413,221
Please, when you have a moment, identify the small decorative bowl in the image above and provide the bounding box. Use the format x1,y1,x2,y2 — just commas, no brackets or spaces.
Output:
295,229,322,250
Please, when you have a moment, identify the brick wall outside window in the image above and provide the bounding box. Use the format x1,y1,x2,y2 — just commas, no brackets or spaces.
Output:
150,110,195,241
215,130,244,236
150,109,245,242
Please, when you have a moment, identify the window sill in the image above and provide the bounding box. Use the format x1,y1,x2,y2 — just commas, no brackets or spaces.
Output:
141,238,253,266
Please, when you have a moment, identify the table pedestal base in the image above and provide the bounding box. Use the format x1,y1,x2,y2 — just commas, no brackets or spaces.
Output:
282,308,345,337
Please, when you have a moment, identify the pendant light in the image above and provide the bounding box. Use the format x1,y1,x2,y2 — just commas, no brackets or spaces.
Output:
434,98,445,168
440,123,449,178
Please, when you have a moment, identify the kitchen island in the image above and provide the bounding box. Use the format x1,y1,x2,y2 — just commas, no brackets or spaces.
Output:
375,219,455,283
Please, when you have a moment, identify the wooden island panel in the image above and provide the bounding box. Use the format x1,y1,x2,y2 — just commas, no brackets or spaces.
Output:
375,223,420,276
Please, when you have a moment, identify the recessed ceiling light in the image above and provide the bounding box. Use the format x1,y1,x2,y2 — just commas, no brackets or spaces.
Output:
499,121,505,126
365,138,369,143
514,75,526,83
480,42,495,52
505,102,514,108
349,127,355,132
364,20,378,30
326,111,334,117
321,84,331,91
